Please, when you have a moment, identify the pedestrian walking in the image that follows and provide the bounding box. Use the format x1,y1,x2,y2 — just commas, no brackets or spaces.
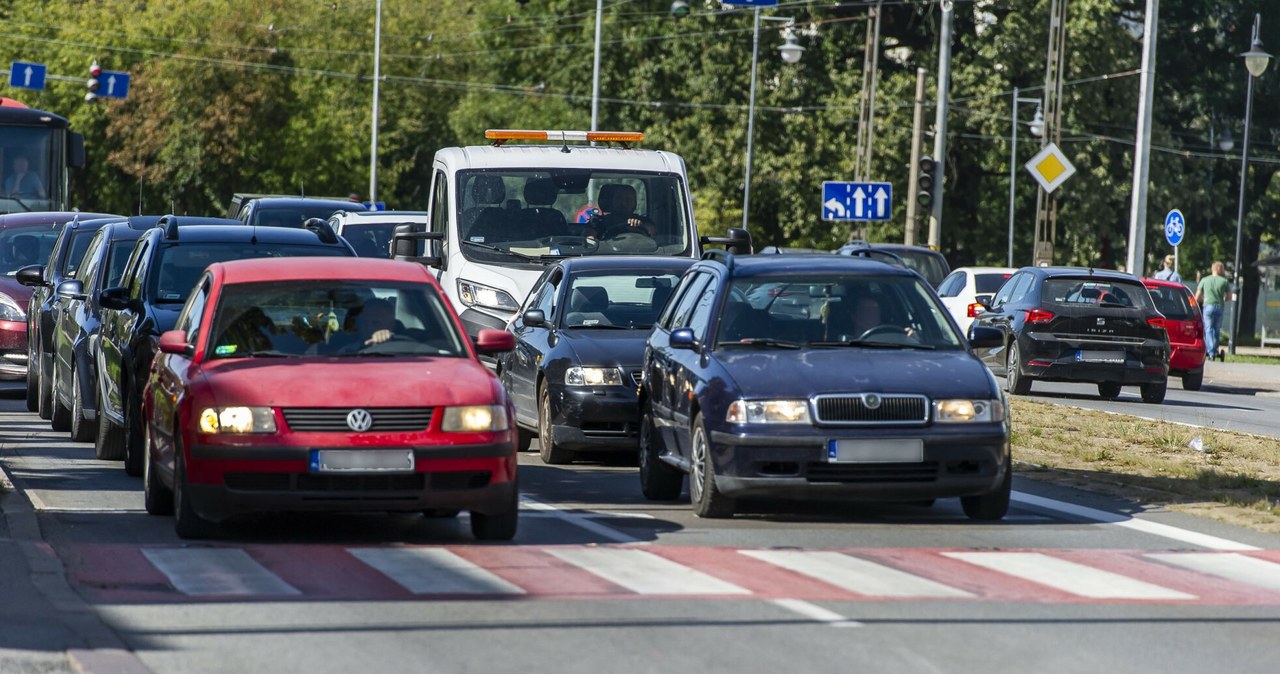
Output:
1195,261,1230,361
1154,254,1182,283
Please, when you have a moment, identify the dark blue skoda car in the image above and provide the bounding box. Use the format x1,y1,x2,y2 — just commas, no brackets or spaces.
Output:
638,252,1010,520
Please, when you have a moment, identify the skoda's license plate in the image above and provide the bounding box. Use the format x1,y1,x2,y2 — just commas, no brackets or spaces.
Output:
310,449,415,473
1076,350,1125,364
827,439,924,463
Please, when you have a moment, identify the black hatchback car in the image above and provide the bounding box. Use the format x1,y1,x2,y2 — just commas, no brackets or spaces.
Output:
96,218,356,475
638,252,1010,520
499,256,694,464
971,266,1170,403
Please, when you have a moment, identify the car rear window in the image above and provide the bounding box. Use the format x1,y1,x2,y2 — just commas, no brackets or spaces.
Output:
152,242,351,304
975,272,1013,295
1147,285,1197,320
1042,278,1156,312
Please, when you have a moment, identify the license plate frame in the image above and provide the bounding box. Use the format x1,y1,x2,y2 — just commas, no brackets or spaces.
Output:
827,438,924,464
1076,350,1126,364
309,449,415,474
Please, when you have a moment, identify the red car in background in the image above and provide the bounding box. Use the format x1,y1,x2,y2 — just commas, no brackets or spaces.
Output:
143,257,518,540
1143,278,1206,390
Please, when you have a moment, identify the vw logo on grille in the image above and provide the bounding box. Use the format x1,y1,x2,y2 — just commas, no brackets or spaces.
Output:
346,408,373,432
861,393,882,410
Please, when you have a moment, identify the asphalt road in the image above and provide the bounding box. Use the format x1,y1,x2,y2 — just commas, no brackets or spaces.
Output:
2,385,1280,674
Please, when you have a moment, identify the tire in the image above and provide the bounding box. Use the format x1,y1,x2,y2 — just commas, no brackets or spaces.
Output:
638,403,682,500
69,365,95,443
537,384,574,465
1005,343,1031,395
50,362,72,433
961,461,1011,521
516,427,534,452
94,388,126,461
37,356,52,420
1140,379,1167,404
689,413,734,518
123,390,145,477
173,437,217,539
1097,382,1122,400
1182,370,1203,391
470,483,518,541
143,423,174,516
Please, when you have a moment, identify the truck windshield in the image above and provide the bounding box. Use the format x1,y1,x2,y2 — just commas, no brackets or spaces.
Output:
456,169,692,264
0,126,57,214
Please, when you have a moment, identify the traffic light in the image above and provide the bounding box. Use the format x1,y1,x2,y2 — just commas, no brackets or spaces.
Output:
916,155,937,209
85,60,101,102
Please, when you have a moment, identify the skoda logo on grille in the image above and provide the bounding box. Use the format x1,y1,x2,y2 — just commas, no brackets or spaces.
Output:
861,393,883,410
346,408,373,432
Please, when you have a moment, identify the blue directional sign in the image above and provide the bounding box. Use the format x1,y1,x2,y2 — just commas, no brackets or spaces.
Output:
1164,208,1185,247
98,70,130,99
8,61,47,91
721,0,779,6
822,181,892,222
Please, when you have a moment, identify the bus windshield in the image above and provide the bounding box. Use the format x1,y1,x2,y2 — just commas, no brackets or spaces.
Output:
0,126,56,214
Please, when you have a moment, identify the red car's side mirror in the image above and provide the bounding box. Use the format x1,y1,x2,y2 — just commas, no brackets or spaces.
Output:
474,329,515,354
157,330,193,356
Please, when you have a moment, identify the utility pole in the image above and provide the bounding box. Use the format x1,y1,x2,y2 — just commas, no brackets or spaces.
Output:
853,1,883,181
905,67,926,246
1034,0,1068,266
927,0,954,249
1126,0,1159,277
590,0,604,131
368,0,382,203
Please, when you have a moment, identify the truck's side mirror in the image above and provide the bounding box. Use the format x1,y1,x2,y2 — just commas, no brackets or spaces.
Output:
68,132,86,169
390,224,444,268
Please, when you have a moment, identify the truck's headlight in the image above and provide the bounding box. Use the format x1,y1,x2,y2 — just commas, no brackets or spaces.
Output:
933,399,1004,423
198,407,277,434
565,367,624,386
457,280,520,312
726,400,811,424
441,405,509,432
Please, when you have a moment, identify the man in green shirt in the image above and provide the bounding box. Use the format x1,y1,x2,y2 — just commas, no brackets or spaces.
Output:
1195,261,1231,361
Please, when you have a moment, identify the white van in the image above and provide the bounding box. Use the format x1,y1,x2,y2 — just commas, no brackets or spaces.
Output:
396,129,748,340
328,210,428,258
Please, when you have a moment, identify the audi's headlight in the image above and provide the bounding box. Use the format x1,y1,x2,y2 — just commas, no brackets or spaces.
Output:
0,292,26,323
933,399,1004,423
726,399,811,424
565,366,624,386
442,405,509,432
457,280,520,312
198,406,277,434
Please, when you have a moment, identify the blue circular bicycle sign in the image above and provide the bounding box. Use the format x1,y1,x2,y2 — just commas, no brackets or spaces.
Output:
1164,208,1185,247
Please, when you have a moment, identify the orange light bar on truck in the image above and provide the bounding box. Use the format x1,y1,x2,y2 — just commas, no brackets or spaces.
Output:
485,129,645,146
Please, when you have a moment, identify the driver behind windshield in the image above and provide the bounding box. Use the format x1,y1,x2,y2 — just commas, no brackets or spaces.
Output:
591,184,655,238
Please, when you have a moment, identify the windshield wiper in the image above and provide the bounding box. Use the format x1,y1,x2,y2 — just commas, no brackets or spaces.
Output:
809,339,936,350
460,240,541,263
567,323,632,330
244,350,292,358
717,338,803,349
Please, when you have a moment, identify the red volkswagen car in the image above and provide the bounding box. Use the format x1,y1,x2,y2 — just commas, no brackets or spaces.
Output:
142,257,518,540
1143,278,1206,390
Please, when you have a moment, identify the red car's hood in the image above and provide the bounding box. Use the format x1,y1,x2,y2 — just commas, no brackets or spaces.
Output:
0,275,31,304
201,357,500,408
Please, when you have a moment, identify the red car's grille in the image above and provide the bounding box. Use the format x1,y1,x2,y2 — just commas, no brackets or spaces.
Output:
281,407,434,432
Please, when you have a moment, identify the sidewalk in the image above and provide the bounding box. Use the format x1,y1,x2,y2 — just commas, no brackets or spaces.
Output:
1203,346,1280,394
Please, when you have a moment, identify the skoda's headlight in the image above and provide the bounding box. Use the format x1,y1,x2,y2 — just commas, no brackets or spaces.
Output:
933,399,1004,423
0,292,26,323
442,405,509,432
198,407,277,434
457,280,520,312
726,400,811,424
565,367,625,386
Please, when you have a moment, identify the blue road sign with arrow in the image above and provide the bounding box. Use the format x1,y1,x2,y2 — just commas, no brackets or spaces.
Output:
98,70,130,99
822,181,892,221
8,61,47,91
1164,208,1185,247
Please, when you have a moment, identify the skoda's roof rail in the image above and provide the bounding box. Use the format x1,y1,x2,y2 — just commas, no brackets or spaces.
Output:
160,214,180,240
701,248,734,273
302,217,339,244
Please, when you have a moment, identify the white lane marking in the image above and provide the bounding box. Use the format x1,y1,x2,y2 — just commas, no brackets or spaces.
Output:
1012,491,1261,552
771,598,862,627
142,548,301,597
547,548,750,595
519,495,640,544
741,550,972,598
349,548,525,595
944,551,1196,600
1146,553,1280,593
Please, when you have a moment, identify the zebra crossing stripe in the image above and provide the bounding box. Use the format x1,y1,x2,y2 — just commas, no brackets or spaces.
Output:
741,550,972,598
547,548,750,595
141,548,300,597
348,548,525,595
1146,553,1280,593
943,552,1196,600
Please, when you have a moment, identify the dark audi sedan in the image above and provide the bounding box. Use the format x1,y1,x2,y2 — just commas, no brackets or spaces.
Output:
971,266,1170,403
500,256,694,464
638,252,1010,520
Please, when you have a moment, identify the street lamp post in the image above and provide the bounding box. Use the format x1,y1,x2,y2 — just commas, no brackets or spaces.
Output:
1007,88,1043,267
741,12,802,230
1230,13,1272,355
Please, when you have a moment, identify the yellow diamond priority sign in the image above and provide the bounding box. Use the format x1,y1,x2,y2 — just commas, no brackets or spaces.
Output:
1024,142,1076,193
